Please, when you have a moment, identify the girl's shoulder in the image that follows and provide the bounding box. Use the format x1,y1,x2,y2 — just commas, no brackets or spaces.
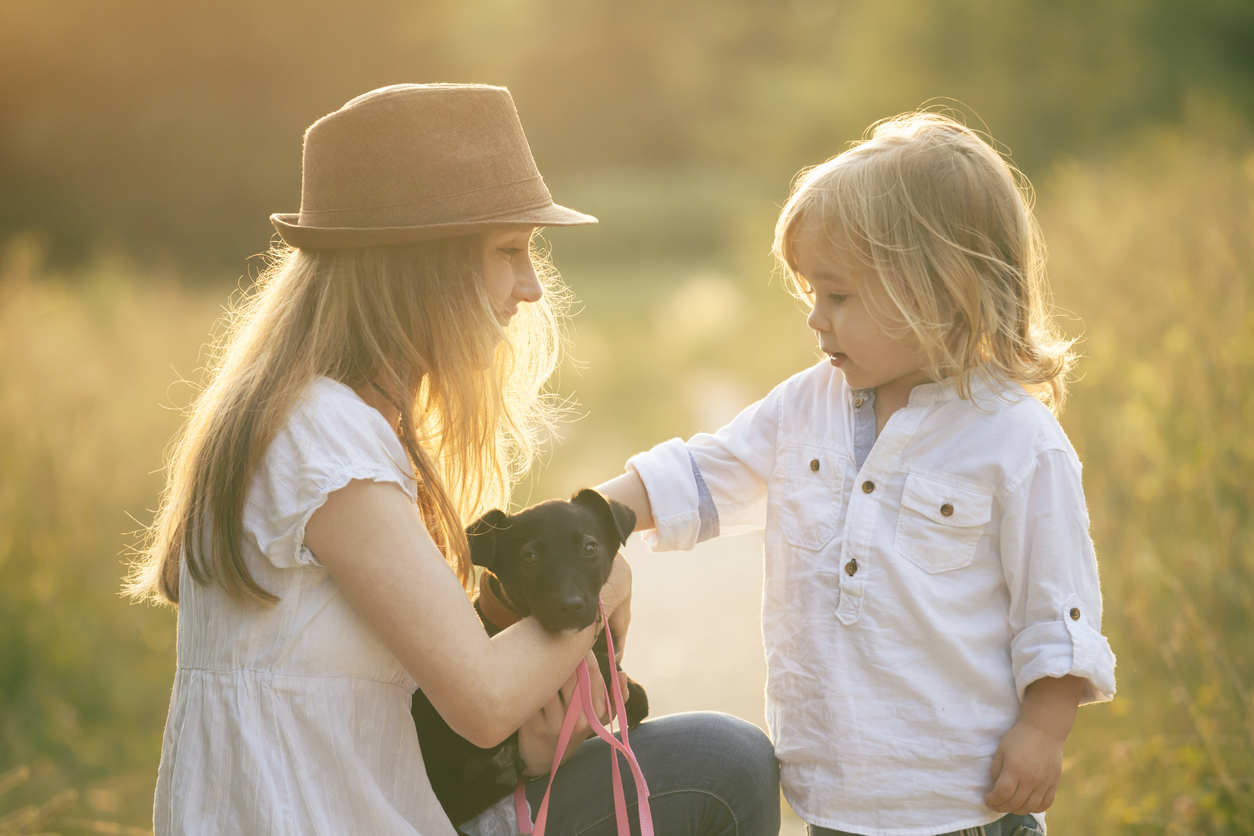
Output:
282,376,415,484
259,377,416,502
244,377,417,570
290,376,383,427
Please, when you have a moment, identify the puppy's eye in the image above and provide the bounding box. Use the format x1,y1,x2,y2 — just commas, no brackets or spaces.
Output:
522,551,539,565
582,542,598,557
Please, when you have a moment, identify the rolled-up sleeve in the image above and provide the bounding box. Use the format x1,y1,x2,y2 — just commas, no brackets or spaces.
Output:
1001,447,1116,705
627,389,780,552
628,437,703,551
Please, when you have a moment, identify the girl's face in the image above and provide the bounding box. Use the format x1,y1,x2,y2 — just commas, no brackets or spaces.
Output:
481,226,542,327
792,224,929,398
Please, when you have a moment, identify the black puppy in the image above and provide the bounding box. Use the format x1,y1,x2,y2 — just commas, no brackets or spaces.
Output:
411,489,649,827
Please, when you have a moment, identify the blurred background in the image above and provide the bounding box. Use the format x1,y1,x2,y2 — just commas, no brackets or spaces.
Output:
2,0,1253,833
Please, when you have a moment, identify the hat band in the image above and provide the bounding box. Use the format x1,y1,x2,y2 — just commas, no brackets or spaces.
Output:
297,175,553,229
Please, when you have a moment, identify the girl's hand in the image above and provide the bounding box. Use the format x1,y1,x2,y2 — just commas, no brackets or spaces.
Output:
600,553,632,662
984,674,1083,814
517,650,627,777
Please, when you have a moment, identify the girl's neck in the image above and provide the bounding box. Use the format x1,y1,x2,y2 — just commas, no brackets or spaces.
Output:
354,383,402,431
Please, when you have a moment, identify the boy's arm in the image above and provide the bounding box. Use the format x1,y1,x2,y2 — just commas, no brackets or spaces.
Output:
597,471,655,531
989,445,1113,816
984,674,1083,814
611,389,780,553
1000,448,1116,705
594,472,652,660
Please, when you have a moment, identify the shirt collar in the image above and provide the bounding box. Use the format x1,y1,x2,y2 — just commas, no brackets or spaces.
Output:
844,369,1031,410
906,379,960,406
905,371,1030,408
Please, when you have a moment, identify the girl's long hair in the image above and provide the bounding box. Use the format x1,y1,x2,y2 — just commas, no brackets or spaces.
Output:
774,112,1075,413
127,235,567,606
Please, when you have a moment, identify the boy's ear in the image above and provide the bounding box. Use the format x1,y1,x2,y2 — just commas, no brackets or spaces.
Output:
571,488,637,548
465,509,510,570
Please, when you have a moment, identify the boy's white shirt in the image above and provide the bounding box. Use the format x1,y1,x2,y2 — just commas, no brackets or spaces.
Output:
628,361,1115,836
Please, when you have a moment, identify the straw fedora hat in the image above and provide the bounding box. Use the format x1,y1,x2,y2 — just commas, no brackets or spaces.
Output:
270,84,596,249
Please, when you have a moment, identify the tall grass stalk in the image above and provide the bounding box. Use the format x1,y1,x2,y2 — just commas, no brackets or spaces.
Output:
0,243,219,827
1042,111,1254,832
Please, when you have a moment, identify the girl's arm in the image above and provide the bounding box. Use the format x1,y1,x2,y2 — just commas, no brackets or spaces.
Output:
984,674,1083,814
304,478,631,749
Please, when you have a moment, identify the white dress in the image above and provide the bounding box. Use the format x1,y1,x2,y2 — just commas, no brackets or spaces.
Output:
154,377,458,836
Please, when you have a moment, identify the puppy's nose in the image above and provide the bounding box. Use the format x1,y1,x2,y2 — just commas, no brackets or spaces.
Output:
556,595,585,614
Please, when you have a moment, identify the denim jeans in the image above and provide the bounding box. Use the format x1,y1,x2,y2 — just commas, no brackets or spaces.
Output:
807,812,1044,836
468,711,780,836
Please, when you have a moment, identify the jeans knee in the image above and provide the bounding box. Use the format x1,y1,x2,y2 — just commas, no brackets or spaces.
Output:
680,712,780,833
700,713,778,784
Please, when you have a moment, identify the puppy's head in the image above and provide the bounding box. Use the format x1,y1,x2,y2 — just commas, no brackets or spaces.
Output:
466,489,635,632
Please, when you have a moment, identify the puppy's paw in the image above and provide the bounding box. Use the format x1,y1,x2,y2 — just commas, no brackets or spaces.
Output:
625,677,649,728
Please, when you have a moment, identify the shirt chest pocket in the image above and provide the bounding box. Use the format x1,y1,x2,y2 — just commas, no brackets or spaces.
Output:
894,473,993,573
778,443,846,551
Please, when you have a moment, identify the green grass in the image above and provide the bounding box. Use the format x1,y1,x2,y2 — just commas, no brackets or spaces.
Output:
0,252,218,830
1036,116,1254,833
1,114,1251,833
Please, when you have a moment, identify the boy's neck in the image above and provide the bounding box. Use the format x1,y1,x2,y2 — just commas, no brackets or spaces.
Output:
871,370,933,437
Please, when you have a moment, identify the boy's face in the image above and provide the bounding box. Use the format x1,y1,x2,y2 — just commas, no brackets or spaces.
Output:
792,224,929,399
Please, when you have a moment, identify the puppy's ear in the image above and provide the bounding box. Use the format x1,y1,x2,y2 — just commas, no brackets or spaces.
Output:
572,489,637,548
466,509,509,570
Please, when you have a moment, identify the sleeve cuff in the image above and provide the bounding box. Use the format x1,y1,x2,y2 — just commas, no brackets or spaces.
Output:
1011,594,1117,705
626,438,702,552
689,450,721,543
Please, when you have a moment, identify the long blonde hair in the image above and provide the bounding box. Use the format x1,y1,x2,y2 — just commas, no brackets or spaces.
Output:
128,235,566,606
774,111,1074,413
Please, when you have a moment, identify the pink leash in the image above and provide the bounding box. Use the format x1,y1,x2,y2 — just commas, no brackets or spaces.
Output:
514,599,653,836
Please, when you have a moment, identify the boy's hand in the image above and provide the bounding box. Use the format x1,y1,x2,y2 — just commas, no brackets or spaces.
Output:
983,719,1063,813
984,674,1083,815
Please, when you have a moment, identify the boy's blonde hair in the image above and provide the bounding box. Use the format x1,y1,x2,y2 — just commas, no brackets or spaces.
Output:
127,235,566,606
774,112,1074,413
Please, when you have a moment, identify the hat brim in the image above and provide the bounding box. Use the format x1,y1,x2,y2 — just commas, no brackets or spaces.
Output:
270,203,597,250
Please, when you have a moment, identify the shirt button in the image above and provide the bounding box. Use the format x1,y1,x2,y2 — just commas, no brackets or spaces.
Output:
1070,607,1081,621
862,480,875,493
940,503,954,517
845,559,858,576
853,397,865,408
810,459,820,472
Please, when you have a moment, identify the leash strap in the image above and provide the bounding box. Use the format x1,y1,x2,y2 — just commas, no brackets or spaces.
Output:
514,600,653,836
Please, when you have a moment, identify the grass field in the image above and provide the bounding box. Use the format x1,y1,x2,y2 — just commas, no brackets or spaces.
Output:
1,116,1250,833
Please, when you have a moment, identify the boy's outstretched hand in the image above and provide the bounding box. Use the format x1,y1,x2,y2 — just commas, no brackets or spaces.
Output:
984,675,1083,815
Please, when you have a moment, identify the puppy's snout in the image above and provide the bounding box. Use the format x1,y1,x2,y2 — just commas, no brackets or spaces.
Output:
556,594,586,615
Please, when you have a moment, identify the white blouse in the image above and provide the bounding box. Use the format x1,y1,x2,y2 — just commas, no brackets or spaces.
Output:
154,377,457,836
628,362,1116,836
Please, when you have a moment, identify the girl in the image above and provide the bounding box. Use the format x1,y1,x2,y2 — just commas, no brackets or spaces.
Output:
128,84,778,836
598,113,1116,836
